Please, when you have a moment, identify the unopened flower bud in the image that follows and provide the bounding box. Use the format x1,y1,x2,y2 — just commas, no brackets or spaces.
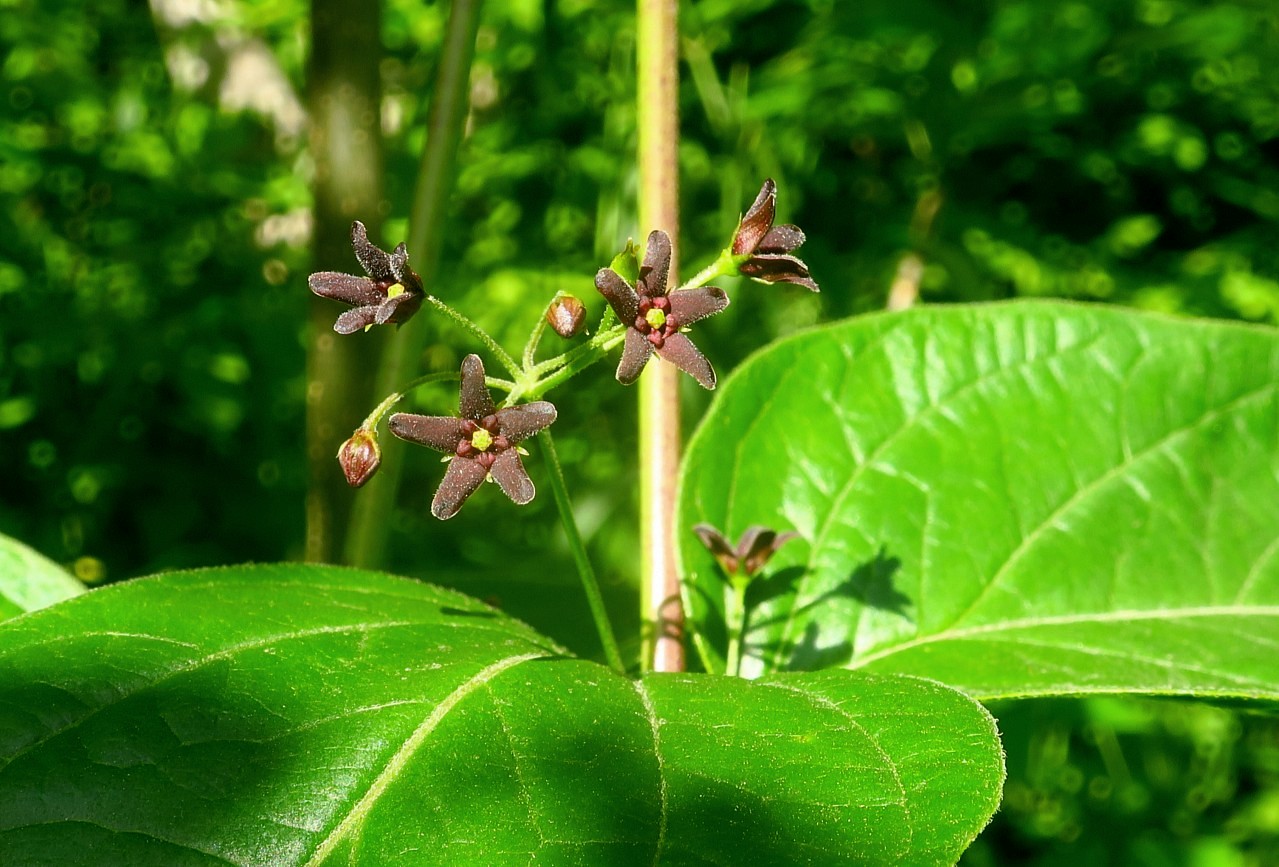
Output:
545,294,586,339
338,428,381,488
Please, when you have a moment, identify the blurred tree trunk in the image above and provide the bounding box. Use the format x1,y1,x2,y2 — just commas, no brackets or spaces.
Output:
305,0,385,562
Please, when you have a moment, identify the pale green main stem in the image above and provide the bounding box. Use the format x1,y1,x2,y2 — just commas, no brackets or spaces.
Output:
636,0,685,674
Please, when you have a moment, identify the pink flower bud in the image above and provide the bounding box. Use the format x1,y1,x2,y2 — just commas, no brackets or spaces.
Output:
338,429,381,488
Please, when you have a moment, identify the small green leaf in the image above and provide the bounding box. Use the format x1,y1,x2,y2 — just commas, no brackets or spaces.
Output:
678,301,1279,701
0,532,83,621
0,564,1001,865
609,239,640,284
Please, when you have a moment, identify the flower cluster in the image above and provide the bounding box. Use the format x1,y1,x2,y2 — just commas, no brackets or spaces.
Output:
310,179,818,520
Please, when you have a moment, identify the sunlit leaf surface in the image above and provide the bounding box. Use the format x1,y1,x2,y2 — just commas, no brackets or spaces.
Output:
0,532,83,621
679,301,1279,701
0,565,1001,865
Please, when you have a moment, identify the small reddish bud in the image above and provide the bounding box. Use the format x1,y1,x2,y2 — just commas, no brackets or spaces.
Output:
338,429,381,488
545,294,587,339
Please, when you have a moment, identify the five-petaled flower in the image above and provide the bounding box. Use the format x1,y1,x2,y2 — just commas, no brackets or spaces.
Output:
731,179,820,292
595,229,729,389
309,221,425,334
389,355,556,520
693,523,800,582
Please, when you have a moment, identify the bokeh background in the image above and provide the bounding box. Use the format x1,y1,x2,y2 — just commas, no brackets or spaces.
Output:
3,0,1278,862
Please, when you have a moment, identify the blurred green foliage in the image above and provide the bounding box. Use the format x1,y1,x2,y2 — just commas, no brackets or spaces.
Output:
2,0,1278,862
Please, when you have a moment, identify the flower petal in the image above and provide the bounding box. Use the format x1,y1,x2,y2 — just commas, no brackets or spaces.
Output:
431,457,489,520
490,450,536,505
616,328,655,385
693,523,739,574
388,242,411,283
375,291,422,325
737,527,800,577
740,254,820,292
309,272,383,306
351,221,394,280
595,268,639,322
388,413,465,453
732,179,777,255
494,402,557,444
668,286,729,326
759,224,805,254
334,306,380,334
638,229,672,297
655,331,716,389
459,354,497,420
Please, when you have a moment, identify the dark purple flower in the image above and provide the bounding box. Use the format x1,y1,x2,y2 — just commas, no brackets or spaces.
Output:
308,221,424,334
693,523,800,580
337,428,381,488
595,230,729,389
731,179,820,292
389,355,556,520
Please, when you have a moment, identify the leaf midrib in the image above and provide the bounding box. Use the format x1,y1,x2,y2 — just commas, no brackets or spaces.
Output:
850,604,1279,669
301,652,549,866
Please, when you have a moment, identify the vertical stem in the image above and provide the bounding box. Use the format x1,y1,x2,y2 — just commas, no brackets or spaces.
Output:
343,0,483,567
538,431,625,675
637,0,684,673
724,580,748,678
306,0,386,562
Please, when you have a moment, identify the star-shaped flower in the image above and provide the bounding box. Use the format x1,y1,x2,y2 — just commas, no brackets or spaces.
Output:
595,229,729,389
388,355,556,520
309,221,424,334
693,523,800,581
731,179,820,292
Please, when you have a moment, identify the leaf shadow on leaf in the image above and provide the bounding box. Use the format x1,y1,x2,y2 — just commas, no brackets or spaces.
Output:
746,548,912,671
382,657,844,865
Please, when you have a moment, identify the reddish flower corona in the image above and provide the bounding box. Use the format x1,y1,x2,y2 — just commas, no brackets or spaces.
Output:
389,355,556,520
308,221,424,334
595,230,729,389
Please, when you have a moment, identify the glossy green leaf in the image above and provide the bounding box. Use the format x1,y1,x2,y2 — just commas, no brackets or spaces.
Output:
679,301,1279,701
0,531,83,621
0,564,1001,865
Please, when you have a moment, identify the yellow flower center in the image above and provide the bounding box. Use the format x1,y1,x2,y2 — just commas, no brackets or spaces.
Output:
645,308,667,330
386,282,405,298
471,428,494,451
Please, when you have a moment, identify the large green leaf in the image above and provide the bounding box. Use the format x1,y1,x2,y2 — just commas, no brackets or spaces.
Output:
678,301,1279,701
0,532,84,621
0,564,1001,865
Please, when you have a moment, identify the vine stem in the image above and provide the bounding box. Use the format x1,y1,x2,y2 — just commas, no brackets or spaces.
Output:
637,0,685,673
538,430,626,675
